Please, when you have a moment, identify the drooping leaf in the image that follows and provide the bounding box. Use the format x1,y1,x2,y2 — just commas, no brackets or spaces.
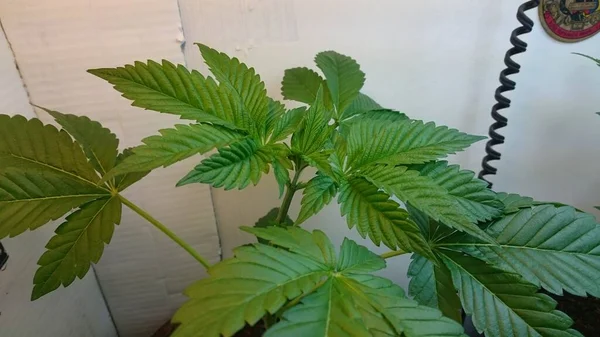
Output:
340,93,382,120
177,138,271,189
338,177,434,259
198,44,269,139
0,169,110,238
346,119,485,170
32,196,121,300
0,115,101,185
408,254,462,323
360,165,494,244
88,60,246,130
172,243,331,337
45,109,119,176
113,148,151,190
281,67,327,105
270,107,306,143
291,87,332,156
444,205,600,297
242,226,336,267
104,124,244,180
315,51,365,117
416,161,503,222
441,251,581,337
496,192,535,213
296,174,338,225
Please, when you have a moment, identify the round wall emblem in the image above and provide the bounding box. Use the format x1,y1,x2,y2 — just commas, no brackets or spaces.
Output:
540,0,600,42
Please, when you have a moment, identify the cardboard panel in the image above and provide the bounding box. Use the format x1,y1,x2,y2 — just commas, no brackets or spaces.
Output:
0,22,117,337
0,1,221,336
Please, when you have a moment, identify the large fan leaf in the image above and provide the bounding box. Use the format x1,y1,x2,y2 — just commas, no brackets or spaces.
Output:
416,161,503,222
281,67,328,105
88,60,247,130
496,192,535,213
198,44,269,139
444,205,600,297
46,109,119,177
338,177,434,259
177,138,270,189
32,196,121,300
337,237,386,274
105,124,244,180
0,115,101,185
408,254,462,323
291,87,332,156
441,251,581,337
315,51,365,118
360,165,494,243
296,174,338,225
0,169,109,238
346,119,485,170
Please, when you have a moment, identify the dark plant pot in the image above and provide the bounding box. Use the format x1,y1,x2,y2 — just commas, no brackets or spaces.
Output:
152,320,266,337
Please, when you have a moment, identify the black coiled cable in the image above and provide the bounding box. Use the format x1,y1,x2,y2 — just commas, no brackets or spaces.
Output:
478,0,540,188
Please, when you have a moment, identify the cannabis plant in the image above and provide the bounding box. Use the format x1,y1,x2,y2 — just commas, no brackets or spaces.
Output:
2,44,598,337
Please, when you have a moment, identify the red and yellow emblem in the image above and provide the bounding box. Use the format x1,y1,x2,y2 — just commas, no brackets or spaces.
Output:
540,0,600,42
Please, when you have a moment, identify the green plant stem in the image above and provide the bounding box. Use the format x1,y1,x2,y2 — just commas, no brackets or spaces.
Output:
380,249,408,259
275,168,302,224
118,194,211,270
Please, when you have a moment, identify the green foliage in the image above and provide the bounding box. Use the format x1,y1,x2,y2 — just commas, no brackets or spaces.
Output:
174,227,465,337
4,44,595,337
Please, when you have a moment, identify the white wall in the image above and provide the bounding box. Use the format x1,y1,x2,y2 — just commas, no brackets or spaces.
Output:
0,22,116,337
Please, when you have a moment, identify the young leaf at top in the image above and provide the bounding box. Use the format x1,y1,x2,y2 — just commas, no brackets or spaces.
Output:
269,106,306,143
415,161,503,222
45,109,119,177
291,87,333,156
440,251,581,337
360,165,495,244
32,196,121,300
442,205,600,298
338,177,434,260
177,138,271,189
315,51,365,118
88,60,246,131
197,44,270,140
339,92,382,121
408,254,462,323
103,124,245,180
296,174,338,225
346,119,485,171
281,67,329,106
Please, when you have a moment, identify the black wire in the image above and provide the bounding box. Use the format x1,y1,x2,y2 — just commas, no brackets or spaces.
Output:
478,0,540,188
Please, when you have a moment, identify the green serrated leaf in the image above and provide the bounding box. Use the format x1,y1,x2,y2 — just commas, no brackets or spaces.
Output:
281,67,329,106
242,226,336,267
270,106,306,143
496,192,535,214
340,93,382,121
32,196,121,300
443,205,600,298
0,115,102,185
0,169,110,238
177,138,271,189
113,148,151,190
302,150,335,178
45,109,119,177
291,87,333,156
337,237,386,274
408,254,462,323
197,44,269,139
441,251,581,337
346,119,485,170
296,174,338,225
338,177,434,259
315,51,365,118
416,161,503,222
360,165,494,244
264,98,286,141
272,160,290,198
254,208,293,228
88,60,247,130
105,124,245,181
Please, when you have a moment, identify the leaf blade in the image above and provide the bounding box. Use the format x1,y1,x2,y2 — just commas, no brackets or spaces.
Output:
296,174,338,225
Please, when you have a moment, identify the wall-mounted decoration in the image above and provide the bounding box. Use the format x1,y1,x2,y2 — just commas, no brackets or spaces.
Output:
540,0,600,42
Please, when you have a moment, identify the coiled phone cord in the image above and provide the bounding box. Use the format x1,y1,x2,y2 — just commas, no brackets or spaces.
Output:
478,0,540,188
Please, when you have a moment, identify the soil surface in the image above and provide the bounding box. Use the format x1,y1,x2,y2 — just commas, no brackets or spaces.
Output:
552,293,600,337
